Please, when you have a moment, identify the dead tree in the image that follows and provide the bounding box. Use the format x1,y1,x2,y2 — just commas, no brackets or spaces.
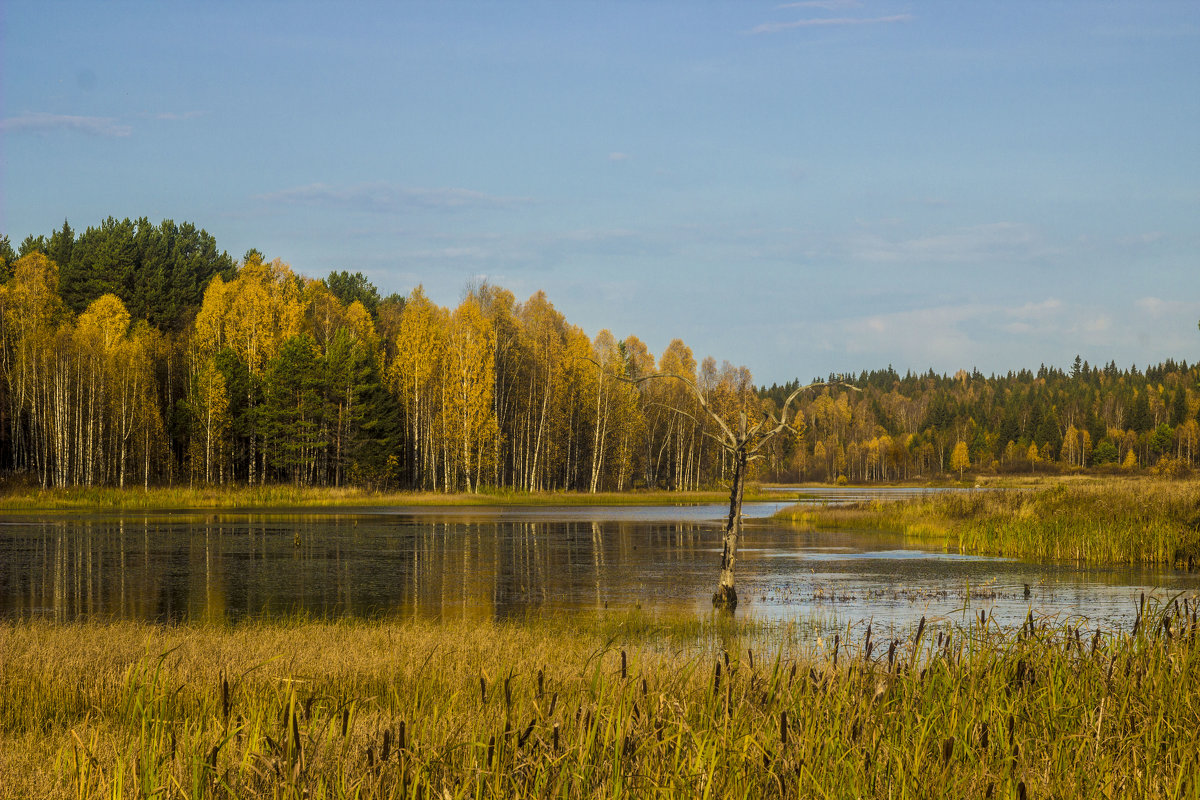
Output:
593,357,858,610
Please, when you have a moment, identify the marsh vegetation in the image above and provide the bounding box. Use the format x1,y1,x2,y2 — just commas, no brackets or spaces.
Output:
3,606,1199,798
776,478,1200,567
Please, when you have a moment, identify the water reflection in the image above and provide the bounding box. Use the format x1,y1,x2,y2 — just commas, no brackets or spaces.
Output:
1,506,1197,634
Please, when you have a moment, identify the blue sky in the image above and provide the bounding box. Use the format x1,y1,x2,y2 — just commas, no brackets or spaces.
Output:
3,1,1198,384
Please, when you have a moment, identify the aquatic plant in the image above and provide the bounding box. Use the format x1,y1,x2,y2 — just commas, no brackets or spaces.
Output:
776,479,1200,566
2,606,1199,797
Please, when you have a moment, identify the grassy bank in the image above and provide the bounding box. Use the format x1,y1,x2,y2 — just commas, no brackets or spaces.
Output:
3,608,1200,798
0,484,763,512
775,478,1200,566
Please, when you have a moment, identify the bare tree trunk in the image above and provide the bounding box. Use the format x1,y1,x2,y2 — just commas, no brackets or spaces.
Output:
713,448,746,610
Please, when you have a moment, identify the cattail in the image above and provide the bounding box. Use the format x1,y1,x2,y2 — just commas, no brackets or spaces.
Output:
941,736,954,764
398,720,406,752
480,676,487,705
291,706,301,753
788,663,797,687
341,708,350,738
518,719,535,748
713,660,722,695
504,675,511,709
552,722,560,750
748,649,755,671
537,668,544,699
486,735,495,768
621,650,627,680
548,692,558,716
1018,780,1027,800
887,639,897,671
980,721,989,751
382,729,391,762
833,635,840,668
641,677,648,696
221,674,230,722
780,710,788,747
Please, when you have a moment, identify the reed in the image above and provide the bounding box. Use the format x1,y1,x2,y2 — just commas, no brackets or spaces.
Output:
3,605,1199,798
775,478,1200,566
0,484,770,512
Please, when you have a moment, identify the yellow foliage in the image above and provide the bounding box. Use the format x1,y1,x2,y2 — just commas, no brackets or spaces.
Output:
77,294,131,351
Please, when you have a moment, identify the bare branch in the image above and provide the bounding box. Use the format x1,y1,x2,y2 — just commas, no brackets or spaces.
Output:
644,401,733,451
582,356,738,447
746,380,862,456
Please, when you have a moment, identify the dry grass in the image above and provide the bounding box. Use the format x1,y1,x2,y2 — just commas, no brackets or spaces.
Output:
776,477,1200,565
3,606,1200,798
0,485,766,512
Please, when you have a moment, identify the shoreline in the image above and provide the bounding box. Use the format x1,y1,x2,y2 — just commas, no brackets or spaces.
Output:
0,484,777,513
0,473,1188,512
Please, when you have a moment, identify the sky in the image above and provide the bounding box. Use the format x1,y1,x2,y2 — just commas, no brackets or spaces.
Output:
2,1,1198,385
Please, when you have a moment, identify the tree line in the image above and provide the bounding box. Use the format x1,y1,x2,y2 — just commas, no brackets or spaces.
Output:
2,217,1197,490
759,357,1200,482
0,218,761,491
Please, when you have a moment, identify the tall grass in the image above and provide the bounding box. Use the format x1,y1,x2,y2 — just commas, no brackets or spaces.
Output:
777,479,1200,566
3,606,1200,798
0,484,764,512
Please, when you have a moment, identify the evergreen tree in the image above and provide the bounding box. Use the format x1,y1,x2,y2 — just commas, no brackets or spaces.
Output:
326,270,381,318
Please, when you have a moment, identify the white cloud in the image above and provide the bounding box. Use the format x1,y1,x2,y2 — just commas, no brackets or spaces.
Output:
777,0,862,9
1116,231,1164,246
843,222,1045,265
145,110,206,121
0,111,131,137
255,182,531,212
1008,298,1062,318
1134,296,1195,316
750,14,912,35
608,152,630,162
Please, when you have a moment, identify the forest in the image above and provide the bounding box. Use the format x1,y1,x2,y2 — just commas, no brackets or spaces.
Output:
1,217,1198,491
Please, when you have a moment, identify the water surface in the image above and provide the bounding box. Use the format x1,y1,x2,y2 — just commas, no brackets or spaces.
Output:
1,491,1195,635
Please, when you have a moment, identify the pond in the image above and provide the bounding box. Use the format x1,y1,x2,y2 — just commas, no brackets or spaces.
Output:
1,489,1196,634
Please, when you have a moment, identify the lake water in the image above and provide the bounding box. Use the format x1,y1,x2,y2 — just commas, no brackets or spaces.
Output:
1,490,1196,635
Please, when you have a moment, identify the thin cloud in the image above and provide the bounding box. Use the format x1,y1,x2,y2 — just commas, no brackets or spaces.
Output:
750,14,912,34
144,110,206,121
0,111,131,137
776,0,861,9
608,152,630,162
256,182,531,212
844,222,1046,265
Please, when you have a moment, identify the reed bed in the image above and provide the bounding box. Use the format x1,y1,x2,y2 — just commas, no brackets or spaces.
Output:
3,605,1200,798
0,485,764,512
777,479,1200,566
